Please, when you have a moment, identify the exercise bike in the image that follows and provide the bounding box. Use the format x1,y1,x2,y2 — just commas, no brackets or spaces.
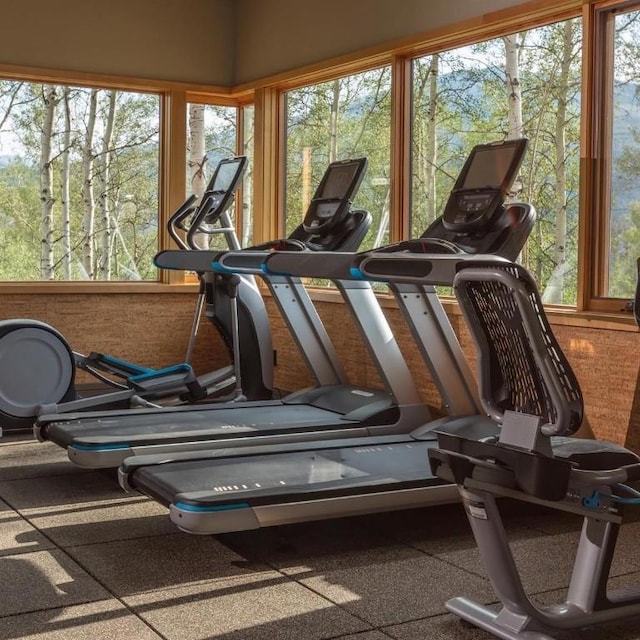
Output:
429,259,640,640
0,156,274,432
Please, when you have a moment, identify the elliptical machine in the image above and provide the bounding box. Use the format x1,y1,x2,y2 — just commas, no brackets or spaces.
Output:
0,156,274,432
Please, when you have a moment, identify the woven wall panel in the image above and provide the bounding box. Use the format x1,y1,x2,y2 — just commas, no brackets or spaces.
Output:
3,292,640,449
274,300,640,449
0,293,228,385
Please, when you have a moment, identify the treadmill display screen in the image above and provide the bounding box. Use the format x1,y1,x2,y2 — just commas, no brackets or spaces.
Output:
212,161,241,193
460,141,523,192
319,163,361,199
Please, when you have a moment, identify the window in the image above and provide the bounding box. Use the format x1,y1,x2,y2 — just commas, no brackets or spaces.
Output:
411,17,582,305
185,102,238,251
241,104,255,247
596,5,640,300
283,67,392,250
0,82,160,281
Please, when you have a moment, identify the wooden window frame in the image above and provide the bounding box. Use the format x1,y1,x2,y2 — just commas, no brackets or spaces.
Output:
246,0,636,324
256,1,590,302
0,63,251,292
581,0,640,313
5,0,640,324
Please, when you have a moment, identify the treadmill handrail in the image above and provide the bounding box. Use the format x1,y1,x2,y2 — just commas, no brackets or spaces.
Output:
358,253,511,286
154,249,223,273
262,251,511,286
262,251,361,280
214,250,276,274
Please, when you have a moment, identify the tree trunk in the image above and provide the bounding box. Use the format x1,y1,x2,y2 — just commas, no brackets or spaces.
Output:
329,79,340,163
39,86,57,280
241,110,254,247
81,89,98,279
503,34,529,268
188,103,207,248
504,34,524,140
241,169,253,247
188,103,206,196
97,90,116,279
544,21,575,304
61,87,72,279
374,186,391,246
425,54,439,224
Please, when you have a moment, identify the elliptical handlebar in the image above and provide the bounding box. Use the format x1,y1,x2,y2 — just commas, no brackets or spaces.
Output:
167,194,199,250
167,155,249,252
186,192,219,249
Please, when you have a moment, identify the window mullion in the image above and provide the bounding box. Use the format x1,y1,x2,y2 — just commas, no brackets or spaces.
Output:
160,90,187,284
391,55,412,242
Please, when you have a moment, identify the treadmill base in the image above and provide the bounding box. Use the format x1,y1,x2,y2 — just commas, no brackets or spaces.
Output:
169,483,460,534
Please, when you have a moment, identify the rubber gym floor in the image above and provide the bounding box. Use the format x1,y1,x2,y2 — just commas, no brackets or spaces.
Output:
2,432,640,640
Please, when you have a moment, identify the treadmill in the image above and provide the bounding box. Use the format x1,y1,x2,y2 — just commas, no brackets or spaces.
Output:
36,158,430,467
118,139,537,534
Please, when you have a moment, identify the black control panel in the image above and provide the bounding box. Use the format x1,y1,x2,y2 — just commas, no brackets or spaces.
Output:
442,139,527,233
302,158,368,233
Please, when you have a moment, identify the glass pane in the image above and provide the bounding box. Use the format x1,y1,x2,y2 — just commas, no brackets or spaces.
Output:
411,18,582,305
241,104,254,247
607,9,640,298
284,68,392,253
186,103,238,251
0,83,160,280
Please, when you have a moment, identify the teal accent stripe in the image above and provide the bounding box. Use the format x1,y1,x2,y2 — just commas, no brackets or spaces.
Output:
129,363,191,382
174,501,250,512
98,354,152,374
350,265,388,282
211,262,235,274
71,443,130,451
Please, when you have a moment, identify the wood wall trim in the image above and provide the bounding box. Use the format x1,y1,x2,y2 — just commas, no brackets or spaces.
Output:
253,87,282,242
0,282,200,294
390,56,412,242
0,62,233,95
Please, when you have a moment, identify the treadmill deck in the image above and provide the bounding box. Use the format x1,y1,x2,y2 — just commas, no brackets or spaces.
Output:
125,437,453,534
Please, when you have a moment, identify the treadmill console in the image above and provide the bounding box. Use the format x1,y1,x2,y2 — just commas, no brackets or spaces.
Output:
302,158,368,233
166,155,248,251
423,138,532,261
200,156,248,225
442,138,527,233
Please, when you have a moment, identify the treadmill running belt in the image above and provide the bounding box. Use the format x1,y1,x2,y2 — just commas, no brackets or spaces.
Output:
132,439,439,508
46,404,356,448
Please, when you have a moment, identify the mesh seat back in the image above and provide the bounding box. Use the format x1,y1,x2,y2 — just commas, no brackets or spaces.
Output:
453,262,583,437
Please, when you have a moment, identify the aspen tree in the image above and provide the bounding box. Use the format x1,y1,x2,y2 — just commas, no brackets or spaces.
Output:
81,89,97,278
39,85,57,279
60,87,72,279
97,90,116,279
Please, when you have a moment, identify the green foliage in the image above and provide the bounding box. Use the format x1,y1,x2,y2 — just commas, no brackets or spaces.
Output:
284,69,392,250
607,11,640,298
283,19,585,303
411,19,582,304
0,82,160,280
